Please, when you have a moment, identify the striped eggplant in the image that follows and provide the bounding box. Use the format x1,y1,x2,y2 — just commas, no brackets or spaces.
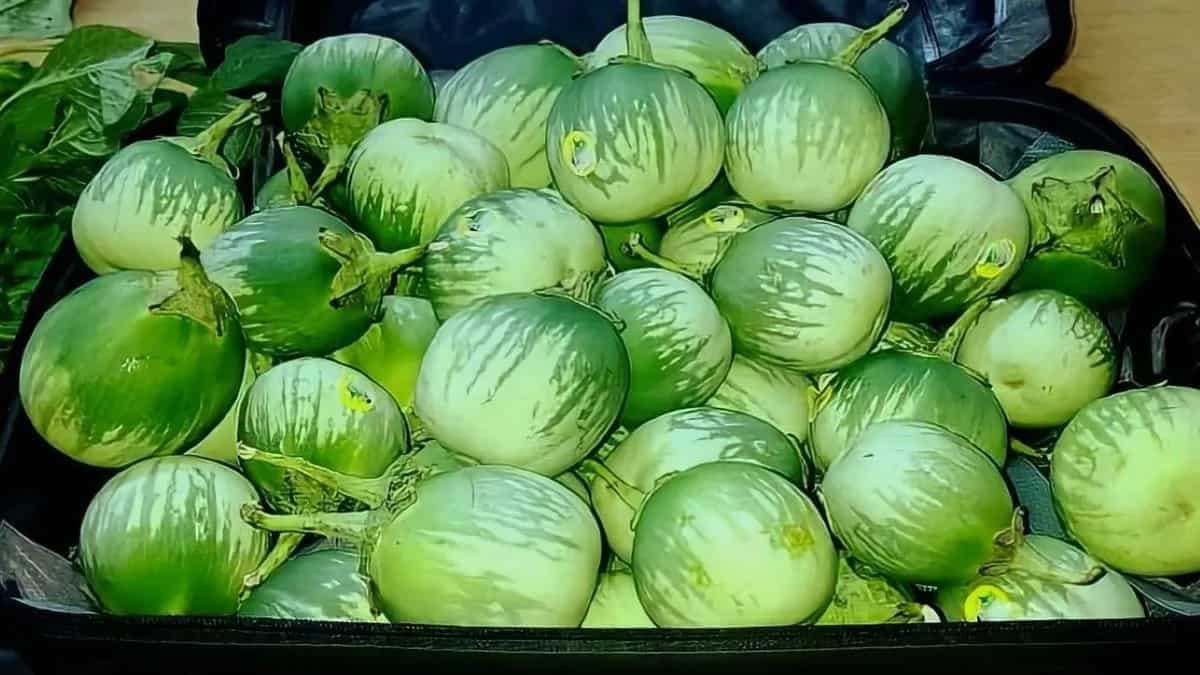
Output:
413,293,629,476
281,34,435,194
945,290,1117,428
725,7,906,213
19,243,245,468
238,548,385,622
651,202,777,278
846,154,1031,322
71,96,261,274
710,217,892,374
627,461,837,627
1006,149,1167,308
422,188,608,320
1051,386,1200,576
243,464,603,627
435,42,582,188
595,268,732,426
599,218,665,271
79,456,269,615
584,14,760,113
587,406,807,563
331,296,440,411
201,206,423,358
819,420,1015,586
236,357,409,590
816,552,928,625
545,0,724,223
758,20,931,160
809,349,1008,473
238,357,409,515
346,118,510,252
705,354,813,442
937,535,1144,622
581,559,655,628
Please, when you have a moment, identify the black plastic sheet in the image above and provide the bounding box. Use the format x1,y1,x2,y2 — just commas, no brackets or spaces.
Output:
280,0,1063,76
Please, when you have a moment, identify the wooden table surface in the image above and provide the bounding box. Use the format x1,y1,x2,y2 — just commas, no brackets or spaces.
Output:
69,0,1200,213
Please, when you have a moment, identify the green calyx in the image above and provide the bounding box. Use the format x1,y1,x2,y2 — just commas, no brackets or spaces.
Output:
317,228,425,319
1028,165,1142,268
277,132,315,206
978,509,1106,585
625,0,655,62
237,446,430,580
295,86,390,197
149,236,239,337
172,92,268,174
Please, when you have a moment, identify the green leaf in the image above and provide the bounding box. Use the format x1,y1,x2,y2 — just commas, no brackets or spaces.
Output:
0,61,34,104
154,40,210,88
0,203,69,369
210,35,302,92
0,0,73,39
177,87,262,169
0,26,169,174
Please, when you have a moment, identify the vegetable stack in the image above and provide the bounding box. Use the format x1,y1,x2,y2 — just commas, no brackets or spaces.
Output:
11,0,1197,629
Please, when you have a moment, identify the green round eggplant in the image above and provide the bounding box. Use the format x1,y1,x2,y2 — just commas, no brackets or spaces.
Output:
78,456,269,615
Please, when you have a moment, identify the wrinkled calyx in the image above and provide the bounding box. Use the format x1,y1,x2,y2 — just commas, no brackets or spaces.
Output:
978,509,1105,585
149,236,238,337
1029,165,1141,267
237,446,429,577
299,87,390,197
318,228,425,317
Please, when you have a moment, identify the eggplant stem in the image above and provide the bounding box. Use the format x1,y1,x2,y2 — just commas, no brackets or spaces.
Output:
239,532,305,600
192,92,267,165
979,508,1106,585
625,0,655,62
835,2,909,67
237,443,390,509
310,145,349,198
1010,438,1052,459
277,132,314,205
579,458,645,513
622,233,705,281
240,503,372,543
